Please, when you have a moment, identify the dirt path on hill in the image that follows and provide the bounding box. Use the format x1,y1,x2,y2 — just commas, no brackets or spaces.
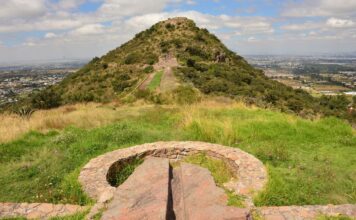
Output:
139,54,179,91
138,73,155,90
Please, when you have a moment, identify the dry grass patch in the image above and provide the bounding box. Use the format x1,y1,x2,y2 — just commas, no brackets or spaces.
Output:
0,103,149,143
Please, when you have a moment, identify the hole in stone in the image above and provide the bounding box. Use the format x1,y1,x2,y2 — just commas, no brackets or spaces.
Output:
107,155,144,187
105,148,245,207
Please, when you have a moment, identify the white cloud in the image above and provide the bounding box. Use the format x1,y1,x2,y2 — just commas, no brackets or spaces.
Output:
326,17,354,28
247,36,257,42
282,0,356,17
125,11,274,35
0,0,46,20
71,24,105,35
44,32,57,39
54,0,86,10
186,0,196,5
22,41,37,47
281,22,322,31
98,0,168,19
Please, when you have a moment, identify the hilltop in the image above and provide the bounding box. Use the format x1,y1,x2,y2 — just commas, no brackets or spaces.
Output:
7,17,356,122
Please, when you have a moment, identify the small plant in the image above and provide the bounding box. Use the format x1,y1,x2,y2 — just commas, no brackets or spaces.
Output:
14,106,35,119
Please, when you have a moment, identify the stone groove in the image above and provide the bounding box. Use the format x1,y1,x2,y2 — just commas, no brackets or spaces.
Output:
79,141,268,207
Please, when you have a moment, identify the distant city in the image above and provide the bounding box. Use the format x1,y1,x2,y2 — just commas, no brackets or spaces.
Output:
1,55,355,106
245,55,356,97
0,60,87,105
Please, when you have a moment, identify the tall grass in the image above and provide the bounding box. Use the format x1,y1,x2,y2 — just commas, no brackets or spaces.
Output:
181,104,356,206
0,101,355,207
0,103,151,143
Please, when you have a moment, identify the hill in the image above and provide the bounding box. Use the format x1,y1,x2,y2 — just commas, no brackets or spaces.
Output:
8,17,356,122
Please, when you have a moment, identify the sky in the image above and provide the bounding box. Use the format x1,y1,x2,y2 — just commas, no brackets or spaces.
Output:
0,0,356,63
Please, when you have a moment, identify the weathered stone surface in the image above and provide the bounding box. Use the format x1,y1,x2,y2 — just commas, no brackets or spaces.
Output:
172,162,249,220
79,141,268,209
102,157,170,220
0,202,88,219
257,204,356,220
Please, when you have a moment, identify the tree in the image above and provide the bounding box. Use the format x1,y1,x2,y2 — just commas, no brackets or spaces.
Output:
31,87,62,109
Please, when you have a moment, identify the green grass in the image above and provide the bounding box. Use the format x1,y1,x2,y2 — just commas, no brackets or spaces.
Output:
50,212,88,220
183,152,234,186
183,152,245,207
108,157,143,187
148,71,163,91
0,104,355,207
316,215,355,220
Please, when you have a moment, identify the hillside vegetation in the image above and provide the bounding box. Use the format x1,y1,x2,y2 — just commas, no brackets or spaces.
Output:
0,100,355,207
5,17,354,123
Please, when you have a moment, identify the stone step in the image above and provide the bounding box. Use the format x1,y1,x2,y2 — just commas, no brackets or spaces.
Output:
102,157,170,220
172,162,249,220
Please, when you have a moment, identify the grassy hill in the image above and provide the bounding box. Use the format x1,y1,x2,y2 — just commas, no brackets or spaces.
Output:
0,100,355,207
6,17,354,123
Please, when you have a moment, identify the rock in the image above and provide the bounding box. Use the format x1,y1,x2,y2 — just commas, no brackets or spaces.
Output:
102,157,170,220
172,162,249,220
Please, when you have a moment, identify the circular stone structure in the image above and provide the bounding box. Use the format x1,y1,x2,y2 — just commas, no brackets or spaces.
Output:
79,141,267,206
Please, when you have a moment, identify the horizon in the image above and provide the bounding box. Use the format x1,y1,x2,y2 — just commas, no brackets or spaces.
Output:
1,0,356,63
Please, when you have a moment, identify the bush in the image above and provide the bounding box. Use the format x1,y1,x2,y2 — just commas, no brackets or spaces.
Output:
173,86,200,104
187,59,196,67
185,46,209,59
113,81,131,92
165,23,175,31
201,79,228,94
144,65,154,73
145,53,158,65
124,52,141,64
31,88,62,109
135,89,151,99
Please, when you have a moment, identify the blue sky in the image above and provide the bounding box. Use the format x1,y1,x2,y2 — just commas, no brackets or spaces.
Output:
0,0,356,63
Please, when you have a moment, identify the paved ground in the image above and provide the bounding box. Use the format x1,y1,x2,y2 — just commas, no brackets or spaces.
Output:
0,202,87,219
256,204,356,220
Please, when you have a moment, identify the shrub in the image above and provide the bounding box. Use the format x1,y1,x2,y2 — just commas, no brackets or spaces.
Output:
113,81,131,92
102,63,108,69
124,52,141,64
116,73,130,81
13,106,35,119
145,53,158,65
135,89,151,99
173,86,200,104
185,46,209,59
201,79,228,94
31,88,62,109
144,65,154,73
165,23,175,31
187,59,196,67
